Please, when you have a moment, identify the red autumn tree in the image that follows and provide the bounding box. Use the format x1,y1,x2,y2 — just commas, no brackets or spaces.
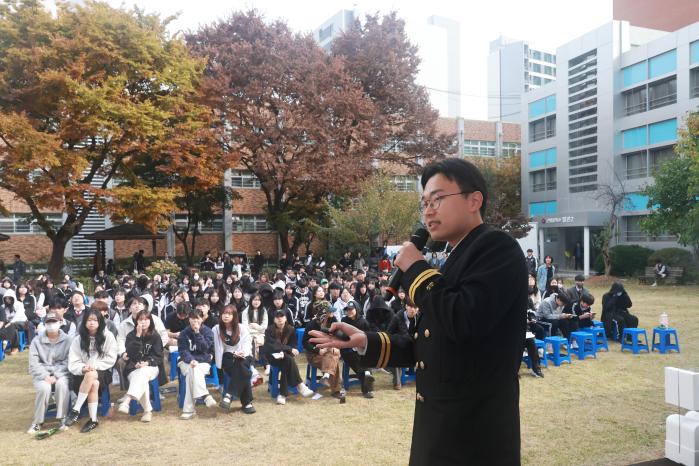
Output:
187,11,381,254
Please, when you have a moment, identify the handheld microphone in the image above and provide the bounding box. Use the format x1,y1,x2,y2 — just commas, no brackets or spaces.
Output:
384,227,430,301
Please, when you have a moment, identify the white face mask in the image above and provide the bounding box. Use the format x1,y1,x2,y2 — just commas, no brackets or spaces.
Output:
45,322,61,333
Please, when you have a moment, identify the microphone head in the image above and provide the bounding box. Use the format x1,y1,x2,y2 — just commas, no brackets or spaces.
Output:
410,228,430,251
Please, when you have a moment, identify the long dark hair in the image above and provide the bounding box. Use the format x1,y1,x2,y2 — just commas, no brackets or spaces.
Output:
273,314,294,345
247,293,264,325
79,308,107,358
219,304,240,345
135,309,155,337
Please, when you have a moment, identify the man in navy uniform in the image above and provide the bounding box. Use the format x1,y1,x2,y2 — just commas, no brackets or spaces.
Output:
310,158,527,465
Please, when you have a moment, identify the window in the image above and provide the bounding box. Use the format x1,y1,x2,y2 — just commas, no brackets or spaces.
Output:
623,61,647,87
528,95,555,119
233,215,270,233
230,170,261,188
173,214,224,233
569,165,597,176
0,213,62,234
502,142,521,156
530,168,556,192
624,151,647,179
544,66,554,75
569,49,596,68
623,86,647,116
529,201,557,216
544,53,553,63
532,63,541,73
648,50,676,79
546,115,556,138
691,68,699,98
544,229,559,243
318,24,333,41
692,41,699,65
463,140,495,156
569,155,597,166
569,184,597,193
529,119,545,142
623,193,650,212
648,119,677,145
569,126,597,140
529,147,556,168
392,175,417,192
650,145,675,174
568,98,596,115
532,51,541,60
569,174,597,185
624,215,646,241
648,77,676,109
568,136,596,149
622,126,647,150
569,116,597,131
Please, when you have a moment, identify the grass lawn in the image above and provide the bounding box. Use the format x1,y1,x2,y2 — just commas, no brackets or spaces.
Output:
0,282,697,465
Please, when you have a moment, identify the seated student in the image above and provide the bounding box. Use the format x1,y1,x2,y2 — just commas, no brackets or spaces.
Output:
528,275,542,311
214,304,255,413
283,284,301,327
241,293,268,373
541,278,560,300
340,301,374,398
0,290,21,355
570,293,596,329
389,289,407,314
36,299,76,338
177,309,216,420
567,275,589,304
64,290,88,327
524,330,544,379
269,289,294,324
194,299,217,330
165,302,191,347
602,282,638,340
63,309,118,433
386,300,420,390
27,312,72,435
117,310,163,422
109,288,128,325
537,290,574,339
262,309,314,405
652,259,668,286
91,301,118,338
303,301,343,399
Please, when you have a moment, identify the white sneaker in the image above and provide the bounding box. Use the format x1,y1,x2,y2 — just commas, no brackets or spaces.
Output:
204,395,217,408
276,395,286,405
180,412,195,420
116,395,127,404
117,401,130,414
264,365,270,376
297,383,314,397
27,424,41,435
141,411,152,423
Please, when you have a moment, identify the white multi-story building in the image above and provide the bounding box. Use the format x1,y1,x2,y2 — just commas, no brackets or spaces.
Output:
521,20,698,276
488,36,557,123
314,9,356,52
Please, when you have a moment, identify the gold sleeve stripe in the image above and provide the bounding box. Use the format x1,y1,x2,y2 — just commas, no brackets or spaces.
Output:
409,269,442,303
381,332,392,368
377,332,387,368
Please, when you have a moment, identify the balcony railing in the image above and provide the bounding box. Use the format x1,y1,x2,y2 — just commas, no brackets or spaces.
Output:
648,93,676,110
624,101,647,116
626,166,648,180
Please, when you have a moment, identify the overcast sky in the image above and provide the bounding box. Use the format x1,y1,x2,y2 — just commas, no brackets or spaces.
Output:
61,0,613,119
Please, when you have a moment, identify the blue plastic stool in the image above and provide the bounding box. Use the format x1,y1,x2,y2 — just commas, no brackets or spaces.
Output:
169,351,179,381
342,362,363,390
0,339,5,362
78,386,111,418
401,367,417,385
652,327,680,354
523,339,548,369
582,326,609,352
569,331,597,360
544,336,572,366
18,329,26,352
296,328,305,353
593,320,604,328
177,364,219,409
620,328,649,354
305,364,319,391
267,365,299,398
128,377,162,415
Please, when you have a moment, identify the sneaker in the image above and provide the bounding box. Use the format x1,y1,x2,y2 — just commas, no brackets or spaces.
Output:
297,383,314,398
531,368,545,378
331,390,346,399
363,391,375,399
204,395,217,408
264,365,270,376
58,422,69,432
364,373,375,393
116,395,127,404
63,409,80,427
276,395,286,405
27,424,41,435
220,395,232,409
180,412,195,420
242,403,256,414
141,411,152,423
393,382,402,391
79,420,98,433
117,401,130,415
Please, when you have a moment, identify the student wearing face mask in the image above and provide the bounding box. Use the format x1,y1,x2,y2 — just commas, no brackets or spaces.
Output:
37,300,76,338
26,312,72,435
116,310,163,422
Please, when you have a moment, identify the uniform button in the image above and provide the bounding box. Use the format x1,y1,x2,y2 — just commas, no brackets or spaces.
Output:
424,329,430,338
419,361,425,370
416,392,424,402
413,332,418,340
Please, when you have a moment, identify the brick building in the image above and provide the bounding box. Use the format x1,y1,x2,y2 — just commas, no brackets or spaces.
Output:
0,117,519,265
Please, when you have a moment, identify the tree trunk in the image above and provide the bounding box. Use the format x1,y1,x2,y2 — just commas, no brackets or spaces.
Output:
175,229,192,266
278,227,291,255
190,231,198,266
47,233,72,280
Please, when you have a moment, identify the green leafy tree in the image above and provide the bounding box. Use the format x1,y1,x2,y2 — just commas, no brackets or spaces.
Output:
0,0,219,277
642,112,699,258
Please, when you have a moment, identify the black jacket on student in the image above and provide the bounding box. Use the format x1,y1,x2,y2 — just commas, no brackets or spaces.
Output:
124,330,164,378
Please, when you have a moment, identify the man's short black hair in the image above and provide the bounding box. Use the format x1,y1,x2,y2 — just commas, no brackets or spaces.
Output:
93,290,110,300
188,309,204,319
580,293,595,306
48,299,66,309
421,158,488,217
555,291,571,305
194,299,209,308
526,249,533,253
176,302,191,315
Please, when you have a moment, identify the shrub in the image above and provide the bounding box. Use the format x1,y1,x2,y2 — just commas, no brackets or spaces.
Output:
145,260,182,278
648,248,699,283
594,244,654,276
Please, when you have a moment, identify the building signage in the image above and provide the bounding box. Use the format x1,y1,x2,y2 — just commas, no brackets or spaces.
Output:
541,216,575,224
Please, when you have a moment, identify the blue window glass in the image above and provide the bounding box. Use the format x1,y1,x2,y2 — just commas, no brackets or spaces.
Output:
545,95,556,112
529,147,556,168
623,61,647,87
649,119,677,145
622,126,647,149
528,99,546,119
529,201,557,217
623,193,650,212
648,50,676,79
692,41,699,65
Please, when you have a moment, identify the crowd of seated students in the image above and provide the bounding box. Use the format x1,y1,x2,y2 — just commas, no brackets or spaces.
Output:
2,249,430,436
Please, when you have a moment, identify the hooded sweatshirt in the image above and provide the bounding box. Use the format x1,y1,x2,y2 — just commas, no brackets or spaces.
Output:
1,289,27,323
28,329,72,383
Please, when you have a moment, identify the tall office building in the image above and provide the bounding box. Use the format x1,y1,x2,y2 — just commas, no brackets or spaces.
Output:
315,9,356,52
488,36,557,123
521,20,695,276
